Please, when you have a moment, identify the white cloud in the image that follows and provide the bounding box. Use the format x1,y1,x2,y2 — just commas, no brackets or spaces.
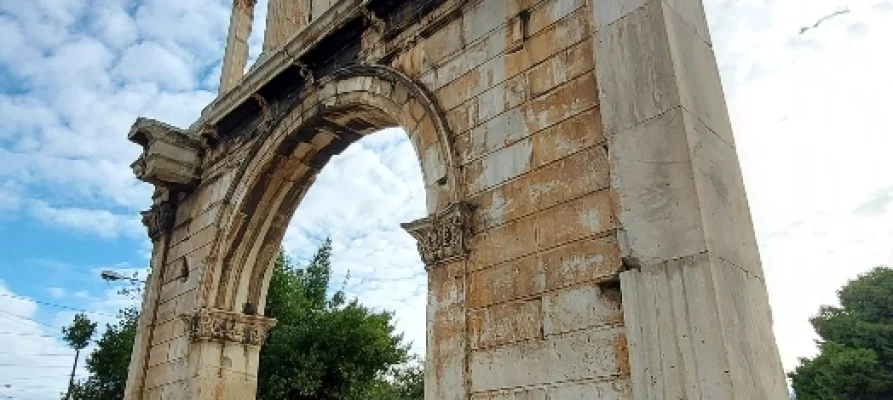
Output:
704,0,893,371
46,287,66,299
0,281,80,400
29,201,144,240
0,0,890,393
114,41,197,90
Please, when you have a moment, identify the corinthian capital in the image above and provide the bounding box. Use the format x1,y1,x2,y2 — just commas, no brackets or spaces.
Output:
401,202,474,268
181,308,277,347
140,201,175,241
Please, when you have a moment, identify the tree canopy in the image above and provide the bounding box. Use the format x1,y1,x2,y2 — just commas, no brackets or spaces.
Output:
63,313,97,351
68,307,138,400
257,238,413,399
789,266,893,399
68,239,422,400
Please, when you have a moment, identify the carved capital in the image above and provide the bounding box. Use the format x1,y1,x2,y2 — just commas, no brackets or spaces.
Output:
140,201,175,240
233,0,257,11
181,308,277,347
360,5,386,34
128,118,203,189
402,202,474,267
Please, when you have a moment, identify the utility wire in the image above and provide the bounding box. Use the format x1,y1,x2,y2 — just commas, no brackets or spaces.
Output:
0,293,117,318
1,375,81,382
0,331,59,339
0,364,71,368
0,310,61,330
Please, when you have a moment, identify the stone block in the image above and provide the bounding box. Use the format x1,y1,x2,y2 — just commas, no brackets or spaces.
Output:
446,97,479,136
526,0,587,34
541,235,622,291
664,3,735,147
471,387,546,400
594,0,680,133
526,39,594,98
504,7,591,78
468,255,542,309
546,380,632,399
469,298,543,349
591,0,650,27
423,17,465,69
463,0,507,44
468,215,537,270
460,108,526,165
609,107,706,266
522,72,599,134
471,170,537,232
466,138,532,195
530,145,610,211
685,110,762,278
543,284,622,336
620,253,733,399
470,327,627,392
535,190,615,250
664,0,711,45
530,107,604,168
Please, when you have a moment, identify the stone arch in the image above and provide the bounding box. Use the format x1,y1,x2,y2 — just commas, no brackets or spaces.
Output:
200,64,458,315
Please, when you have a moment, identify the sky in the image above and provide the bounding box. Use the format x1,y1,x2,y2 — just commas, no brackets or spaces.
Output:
0,0,890,398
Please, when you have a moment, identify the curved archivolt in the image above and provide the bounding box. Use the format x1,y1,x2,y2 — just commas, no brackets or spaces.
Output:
199,65,459,315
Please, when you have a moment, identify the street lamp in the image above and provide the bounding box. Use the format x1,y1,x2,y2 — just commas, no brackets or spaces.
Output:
100,270,145,284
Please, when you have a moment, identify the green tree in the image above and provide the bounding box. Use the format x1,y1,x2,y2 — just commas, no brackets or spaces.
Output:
66,240,420,399
62,313,97,400
789,266,893,399
257,239,412,399
363,357,425,400
68,306,139,400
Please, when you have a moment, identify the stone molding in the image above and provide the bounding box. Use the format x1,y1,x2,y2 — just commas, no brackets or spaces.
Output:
128,118,203,188
181,308,277,347
402,202,474,267
140,201,175,241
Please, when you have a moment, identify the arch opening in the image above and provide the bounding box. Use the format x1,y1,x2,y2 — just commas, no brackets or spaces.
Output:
201,66,457,333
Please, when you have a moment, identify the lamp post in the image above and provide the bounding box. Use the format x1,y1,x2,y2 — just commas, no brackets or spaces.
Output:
100,270,146,284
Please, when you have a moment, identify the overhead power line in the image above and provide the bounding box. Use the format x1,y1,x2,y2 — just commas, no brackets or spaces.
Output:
0,331,59,339
0,293,117,318
0,310,61,330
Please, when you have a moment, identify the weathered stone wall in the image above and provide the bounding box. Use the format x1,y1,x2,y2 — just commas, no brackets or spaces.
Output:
124,0,788,399
394,0,633,397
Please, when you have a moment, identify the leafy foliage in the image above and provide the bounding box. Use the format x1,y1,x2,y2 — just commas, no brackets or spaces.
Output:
363,358,425,400
67,239,420,400
789,266,893,399
68,307,139,400
63,313,97,351
257,239,413,399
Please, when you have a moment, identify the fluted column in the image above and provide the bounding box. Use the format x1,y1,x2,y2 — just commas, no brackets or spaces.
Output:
262,0,309,53
219,0,257,94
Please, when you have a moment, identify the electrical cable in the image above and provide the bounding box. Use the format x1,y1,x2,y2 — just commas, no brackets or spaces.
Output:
0,293,117,318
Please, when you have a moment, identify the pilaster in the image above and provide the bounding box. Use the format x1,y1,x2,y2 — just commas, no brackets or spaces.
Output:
590,0,787,398
180,308,277,399
403,202,474,400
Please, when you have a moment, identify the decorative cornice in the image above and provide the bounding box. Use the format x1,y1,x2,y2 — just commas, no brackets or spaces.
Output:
140,201,175,241
181,308,277,347
128,118,203,188
401,202,474,267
